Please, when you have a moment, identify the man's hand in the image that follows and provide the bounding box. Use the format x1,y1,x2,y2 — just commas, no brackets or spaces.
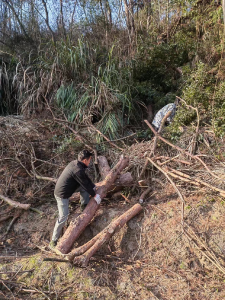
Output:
94,194,101,205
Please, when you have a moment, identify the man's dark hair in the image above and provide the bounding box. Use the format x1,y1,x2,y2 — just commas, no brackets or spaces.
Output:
78,149,93,161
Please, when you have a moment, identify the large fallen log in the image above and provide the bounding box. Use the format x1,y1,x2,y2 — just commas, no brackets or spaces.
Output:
55,156,130,254
69,203,143,266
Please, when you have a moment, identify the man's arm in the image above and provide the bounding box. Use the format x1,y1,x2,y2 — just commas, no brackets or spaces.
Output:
74,170,96,197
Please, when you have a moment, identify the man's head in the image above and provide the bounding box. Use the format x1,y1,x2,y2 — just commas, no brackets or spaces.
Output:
78,150,93,166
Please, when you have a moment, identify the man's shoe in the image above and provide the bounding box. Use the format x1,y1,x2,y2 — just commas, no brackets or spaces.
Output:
49,240,57,250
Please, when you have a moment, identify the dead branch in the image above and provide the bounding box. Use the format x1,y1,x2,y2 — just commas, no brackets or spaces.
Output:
163,168,200,186
0,194,31,210
0,256,33,260
148,157,185,227
109,133,136,142
0,215,13,223
90,125,124,151
155,156,191,166
4,210,22,238
184,223,225,275
167,167,225,197
31,160,57,183
176,96,200,155
43,258,70,263
0,269,34,275
144,120,222,181
137,112,172,181
139,187,152,204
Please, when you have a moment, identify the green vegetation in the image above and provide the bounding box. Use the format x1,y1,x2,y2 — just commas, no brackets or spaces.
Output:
1,0,225,139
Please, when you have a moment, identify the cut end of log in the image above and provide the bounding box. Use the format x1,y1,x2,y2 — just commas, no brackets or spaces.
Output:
52,247,65,256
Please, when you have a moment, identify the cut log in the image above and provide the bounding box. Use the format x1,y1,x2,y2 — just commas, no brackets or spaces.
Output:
114,172,133,186
56,156,130,254
71,203,143,266
97,156,111,179
98,155,133,187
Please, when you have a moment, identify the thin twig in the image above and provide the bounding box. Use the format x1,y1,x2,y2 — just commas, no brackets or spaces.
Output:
1,281,15,300
147,157,185,228
0,269,35,275
167,167,225,197
176,96,200,155
4,210,22,238
90,125,124,151
144,120,222,181
109,133,136,142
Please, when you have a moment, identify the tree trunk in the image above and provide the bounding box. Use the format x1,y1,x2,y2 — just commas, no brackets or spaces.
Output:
41,0,56,45
3,0,32,42
68,203,142,266
55,156,130,254
69,172,133,202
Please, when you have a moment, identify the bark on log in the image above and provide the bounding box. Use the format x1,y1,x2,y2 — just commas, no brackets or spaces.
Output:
0,194,31,210
98,156,111,179
98,156,133,186
71,203,143,266
56,156,130,254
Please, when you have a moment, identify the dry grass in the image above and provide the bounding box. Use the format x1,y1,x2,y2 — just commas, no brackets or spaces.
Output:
1,117,225,299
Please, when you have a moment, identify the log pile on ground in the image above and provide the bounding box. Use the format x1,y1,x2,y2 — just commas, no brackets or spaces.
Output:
55,155,130,254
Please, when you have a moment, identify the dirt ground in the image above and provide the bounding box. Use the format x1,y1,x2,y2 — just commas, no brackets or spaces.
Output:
1,116,225,299
1,184,225,300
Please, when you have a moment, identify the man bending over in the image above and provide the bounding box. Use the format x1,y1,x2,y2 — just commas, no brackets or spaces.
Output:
49,150,101,249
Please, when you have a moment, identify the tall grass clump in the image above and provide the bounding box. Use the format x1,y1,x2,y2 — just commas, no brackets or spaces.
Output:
0,60,19,115
54,41,138,140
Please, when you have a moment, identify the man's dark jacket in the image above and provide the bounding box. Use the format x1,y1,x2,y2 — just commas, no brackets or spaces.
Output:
54,160,95,199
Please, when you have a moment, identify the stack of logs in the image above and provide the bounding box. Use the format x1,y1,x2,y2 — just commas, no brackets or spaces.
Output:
54,155,145,267
0,155,149,266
